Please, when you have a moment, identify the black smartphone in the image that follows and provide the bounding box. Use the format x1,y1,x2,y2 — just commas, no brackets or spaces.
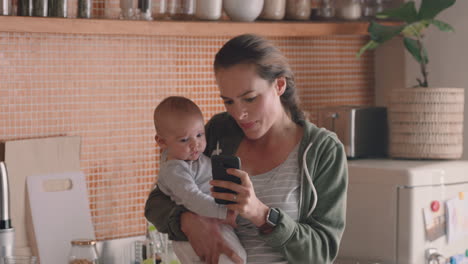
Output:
211,154,241,204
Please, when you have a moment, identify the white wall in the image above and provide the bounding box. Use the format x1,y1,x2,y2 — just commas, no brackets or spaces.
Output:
375,0,468,159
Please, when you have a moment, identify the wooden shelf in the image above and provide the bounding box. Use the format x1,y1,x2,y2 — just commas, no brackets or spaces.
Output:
0,16,373,36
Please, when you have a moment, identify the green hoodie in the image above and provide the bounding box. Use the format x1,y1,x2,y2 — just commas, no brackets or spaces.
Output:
145,112,348,264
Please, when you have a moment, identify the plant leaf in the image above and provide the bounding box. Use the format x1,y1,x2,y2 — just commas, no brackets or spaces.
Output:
368,21,405,43
403,37,428,65
376,1,419,23
418,0,456,20
401,21,430,38
356,40,379,58
430,19,455,32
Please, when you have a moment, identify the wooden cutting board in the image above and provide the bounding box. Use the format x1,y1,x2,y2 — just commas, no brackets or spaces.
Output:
1,136,81,256
27,171,95,264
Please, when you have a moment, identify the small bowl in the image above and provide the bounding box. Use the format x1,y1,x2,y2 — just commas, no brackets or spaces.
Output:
223,0,264,22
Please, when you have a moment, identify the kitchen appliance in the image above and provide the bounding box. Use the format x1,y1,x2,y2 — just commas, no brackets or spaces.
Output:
317,106,387,158
337,159,468,264
0,162,15,264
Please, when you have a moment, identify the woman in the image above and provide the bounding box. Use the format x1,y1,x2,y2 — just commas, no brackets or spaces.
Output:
145,34,348,264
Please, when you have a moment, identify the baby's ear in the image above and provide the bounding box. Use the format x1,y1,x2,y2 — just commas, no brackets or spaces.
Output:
155,135,167,148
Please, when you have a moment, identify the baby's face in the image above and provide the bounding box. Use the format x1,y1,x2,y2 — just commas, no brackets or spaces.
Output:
160,115,206,161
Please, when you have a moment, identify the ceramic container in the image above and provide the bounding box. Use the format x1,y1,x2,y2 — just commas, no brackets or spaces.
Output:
223,0,264,22
196,0,222,20
259,0,286,20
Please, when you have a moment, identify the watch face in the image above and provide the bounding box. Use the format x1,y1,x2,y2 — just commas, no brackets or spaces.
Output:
267,208,280,226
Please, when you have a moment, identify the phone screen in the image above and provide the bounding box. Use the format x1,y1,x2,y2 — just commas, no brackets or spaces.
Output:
211,154,241,204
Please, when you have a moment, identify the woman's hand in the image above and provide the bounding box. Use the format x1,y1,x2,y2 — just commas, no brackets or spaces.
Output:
180,211,243,264
210,168,269,227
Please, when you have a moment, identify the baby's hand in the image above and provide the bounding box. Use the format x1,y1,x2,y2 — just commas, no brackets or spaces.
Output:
223,209,238,228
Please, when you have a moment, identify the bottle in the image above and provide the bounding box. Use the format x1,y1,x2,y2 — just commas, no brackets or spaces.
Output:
78,0,91,18
69,239,100,264
0,0,12,15
138,0,152,20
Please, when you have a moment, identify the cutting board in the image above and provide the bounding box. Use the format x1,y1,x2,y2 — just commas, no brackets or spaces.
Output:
27,171,95,264
1,136,81,256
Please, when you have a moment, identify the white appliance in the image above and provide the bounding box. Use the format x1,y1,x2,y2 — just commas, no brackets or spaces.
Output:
337,159,468,264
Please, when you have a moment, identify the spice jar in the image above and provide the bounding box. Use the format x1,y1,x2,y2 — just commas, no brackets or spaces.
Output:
167,0,195,20
69,239,100,264
285,0,311,20
361,0,384,18
335,0,361,20
317,0,335,20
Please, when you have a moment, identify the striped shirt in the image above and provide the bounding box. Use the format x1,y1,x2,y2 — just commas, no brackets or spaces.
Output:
236,144,300,264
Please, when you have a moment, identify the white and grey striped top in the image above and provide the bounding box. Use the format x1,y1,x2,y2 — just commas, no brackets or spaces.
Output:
236,144,300,264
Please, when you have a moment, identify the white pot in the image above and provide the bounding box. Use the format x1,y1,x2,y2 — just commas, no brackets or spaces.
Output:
223,0,264,22
196,0,223,20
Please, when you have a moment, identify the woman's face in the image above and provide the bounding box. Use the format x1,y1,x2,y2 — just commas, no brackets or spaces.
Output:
215,63,286,140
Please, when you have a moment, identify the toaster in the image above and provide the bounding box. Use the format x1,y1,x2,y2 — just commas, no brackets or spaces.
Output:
317,106,388,158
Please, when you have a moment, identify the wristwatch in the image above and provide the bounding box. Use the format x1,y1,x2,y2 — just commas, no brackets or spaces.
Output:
259,207,280,233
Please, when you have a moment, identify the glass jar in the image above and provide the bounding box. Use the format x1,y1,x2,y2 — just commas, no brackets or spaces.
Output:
361,0,384,18
152,0,167,19
317,0,335,20
285,0,311,20
167,0,195,20
335,0,361,20
69,239,100,264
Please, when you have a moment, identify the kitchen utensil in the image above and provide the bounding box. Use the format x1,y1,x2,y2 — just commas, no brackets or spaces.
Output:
27,171,94,264
3,256,36,264
0,162,15,264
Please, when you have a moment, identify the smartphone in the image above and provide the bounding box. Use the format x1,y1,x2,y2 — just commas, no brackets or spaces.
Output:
211,154,241,204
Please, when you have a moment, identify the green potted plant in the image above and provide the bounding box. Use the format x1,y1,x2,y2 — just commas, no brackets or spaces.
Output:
357,0,464,159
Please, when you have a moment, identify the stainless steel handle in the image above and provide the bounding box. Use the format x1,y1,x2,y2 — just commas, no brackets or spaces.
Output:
0,162,11,226
426,248,445,264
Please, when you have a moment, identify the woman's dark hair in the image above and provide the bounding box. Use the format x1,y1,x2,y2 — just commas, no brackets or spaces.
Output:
214,34,305,123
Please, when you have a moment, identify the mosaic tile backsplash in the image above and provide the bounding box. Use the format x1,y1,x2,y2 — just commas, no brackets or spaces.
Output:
0,33,374,240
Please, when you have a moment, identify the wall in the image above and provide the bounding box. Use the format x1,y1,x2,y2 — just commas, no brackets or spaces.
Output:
1,32,375,240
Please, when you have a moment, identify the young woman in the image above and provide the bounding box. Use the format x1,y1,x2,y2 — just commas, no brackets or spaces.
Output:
145,34,348,264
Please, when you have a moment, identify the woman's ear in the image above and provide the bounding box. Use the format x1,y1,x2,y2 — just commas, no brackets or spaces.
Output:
275,77,287,96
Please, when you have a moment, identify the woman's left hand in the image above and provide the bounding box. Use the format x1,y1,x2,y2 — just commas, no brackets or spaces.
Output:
210,168,269,227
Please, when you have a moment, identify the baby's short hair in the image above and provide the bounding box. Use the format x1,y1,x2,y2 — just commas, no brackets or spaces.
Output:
153,96,203,134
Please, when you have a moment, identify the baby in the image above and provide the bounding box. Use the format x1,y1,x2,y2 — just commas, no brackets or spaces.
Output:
153,96,246,264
